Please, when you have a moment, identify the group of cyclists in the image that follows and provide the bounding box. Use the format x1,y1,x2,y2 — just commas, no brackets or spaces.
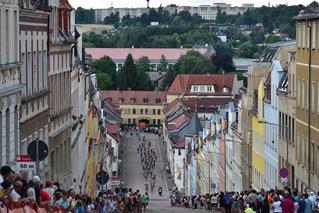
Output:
137,134,158,193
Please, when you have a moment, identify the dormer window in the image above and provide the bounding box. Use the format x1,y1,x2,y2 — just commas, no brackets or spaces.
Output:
223,87,229,93
131,98,136,103
155,98,161,103
143,98,148,103
119,97,124,103
107,97,113,102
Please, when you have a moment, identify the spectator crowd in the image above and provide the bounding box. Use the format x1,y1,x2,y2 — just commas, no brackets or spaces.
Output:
0,165,150,213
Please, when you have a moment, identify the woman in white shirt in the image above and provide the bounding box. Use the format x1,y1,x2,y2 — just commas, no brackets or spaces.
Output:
272,196,282,213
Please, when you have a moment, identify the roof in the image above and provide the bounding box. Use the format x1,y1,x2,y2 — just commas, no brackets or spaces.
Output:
172,138,185,149
167,74,235,95
258,47,279,62
277,71,288,93
100,90,167,106
106,123,120,141
233,58,255,71
85,48,209,61
293,13,319,21
181,97,232,112
184,112,202,136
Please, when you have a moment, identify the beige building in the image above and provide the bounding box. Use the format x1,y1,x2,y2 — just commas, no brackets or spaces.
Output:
293,13,319,191
48,0,74,187
19,0,50,176
101,91,166,127
277,50,298,189
0,0,22,166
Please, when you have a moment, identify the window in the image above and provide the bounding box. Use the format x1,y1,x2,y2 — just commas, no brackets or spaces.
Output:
143,98,148,103
153,109,156,115
145,109,148,115
317,145,319,177
223,87,228,92
132,119,136,124
155,98,161,103
302,80,305,109
153,119,156,125
178,149,181,156
140,109,143,114
298,23,301,48
193,85,198,92
312,22,316,49
297,79,301,107
6,108,10,163
132,109,136,114
157,109,161,115
157,119,161,125
131,98,136,103
312,82,315,113
302,22,306,48
200,85,205,92
128,118,131,124
207,86,212,92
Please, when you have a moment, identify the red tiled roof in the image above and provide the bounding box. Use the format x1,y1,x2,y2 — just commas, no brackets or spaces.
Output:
182,97,233,112
172,138,185,149
85,48,208,61
106,123,119,141
167,74,235,95
100,90,166,105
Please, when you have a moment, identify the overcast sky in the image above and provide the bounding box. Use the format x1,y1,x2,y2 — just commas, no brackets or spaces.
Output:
69,0,315,9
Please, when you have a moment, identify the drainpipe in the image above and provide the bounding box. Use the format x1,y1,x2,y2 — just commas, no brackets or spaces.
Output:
307,22,312,190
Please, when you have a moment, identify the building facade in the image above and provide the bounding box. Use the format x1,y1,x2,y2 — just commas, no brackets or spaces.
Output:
101,91,166,127
48,0,74,187
0,0,22,167
18,0,50,177
293,13,319,191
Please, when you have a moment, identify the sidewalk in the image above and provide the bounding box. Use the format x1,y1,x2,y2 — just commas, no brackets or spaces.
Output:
156,134,175,192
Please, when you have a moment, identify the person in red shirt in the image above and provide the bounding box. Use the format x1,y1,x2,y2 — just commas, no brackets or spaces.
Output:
39,184,51,202
281,194,294,213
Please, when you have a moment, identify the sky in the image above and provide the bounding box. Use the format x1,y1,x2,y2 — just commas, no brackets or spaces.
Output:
69,0,316,9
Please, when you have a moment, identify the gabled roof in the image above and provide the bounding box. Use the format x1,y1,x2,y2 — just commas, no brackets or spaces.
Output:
167,74,235,96
277,71,288,94
184,112,202,136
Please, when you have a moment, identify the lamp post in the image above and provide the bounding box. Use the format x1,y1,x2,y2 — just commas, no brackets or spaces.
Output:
258,120,289,185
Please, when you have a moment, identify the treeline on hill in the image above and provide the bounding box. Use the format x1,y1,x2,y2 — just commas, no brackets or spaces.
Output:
91,49,237,91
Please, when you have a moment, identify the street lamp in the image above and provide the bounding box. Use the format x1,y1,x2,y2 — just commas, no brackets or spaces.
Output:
258,120,289,184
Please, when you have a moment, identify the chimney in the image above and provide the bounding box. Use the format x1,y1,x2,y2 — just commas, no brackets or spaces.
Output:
180,46,183,49
132,45,134,49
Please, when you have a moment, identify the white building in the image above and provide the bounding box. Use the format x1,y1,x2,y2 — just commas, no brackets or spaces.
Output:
0,0,22,167
95,7,149,23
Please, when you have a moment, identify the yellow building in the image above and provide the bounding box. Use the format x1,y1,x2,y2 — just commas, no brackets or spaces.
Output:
101,91,166,127
293,13,319,191
250,81,265,189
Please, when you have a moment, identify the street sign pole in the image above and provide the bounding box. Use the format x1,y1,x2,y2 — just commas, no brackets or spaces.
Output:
36,138,39,175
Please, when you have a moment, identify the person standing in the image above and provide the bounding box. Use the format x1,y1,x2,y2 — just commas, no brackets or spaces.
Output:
304,194,312,213
223,192,233,213
281,194,294,213
141,192,149,212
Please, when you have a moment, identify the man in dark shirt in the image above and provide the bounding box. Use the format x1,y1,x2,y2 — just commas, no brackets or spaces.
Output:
298,194,306,213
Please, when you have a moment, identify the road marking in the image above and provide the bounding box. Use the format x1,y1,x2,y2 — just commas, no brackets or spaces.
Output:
156,134,169,193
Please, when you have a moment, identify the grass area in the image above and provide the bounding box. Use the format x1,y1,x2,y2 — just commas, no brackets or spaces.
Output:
76,24,113,33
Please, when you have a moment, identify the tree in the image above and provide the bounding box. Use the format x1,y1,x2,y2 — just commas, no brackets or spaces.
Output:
160,66,177,91
136,57,152,73
237,41,258,58
75,7,95,24
175,50,215,74
118,54,137,90
92,56,117,89
104,12,120,26
211,42,235,72
250,27,265,44
157,55,169,73
266,34,281,44
94,71,113,90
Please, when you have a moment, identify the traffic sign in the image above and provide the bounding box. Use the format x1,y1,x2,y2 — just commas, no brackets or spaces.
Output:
27,140,48,161
16,155,36,171
96,171,109,185
279,168,289,178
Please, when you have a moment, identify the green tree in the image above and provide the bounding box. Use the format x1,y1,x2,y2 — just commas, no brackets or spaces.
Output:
211,42,235,72
136,56,152,73
118,54,137,90
160,66,177,91
104,12,120,26
237,41,258,58
266,34,281,44
250,27,265,44
75,7,95,24
175,50,215,74
94,71,113,90
92,56,117,89
157,55,169,73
